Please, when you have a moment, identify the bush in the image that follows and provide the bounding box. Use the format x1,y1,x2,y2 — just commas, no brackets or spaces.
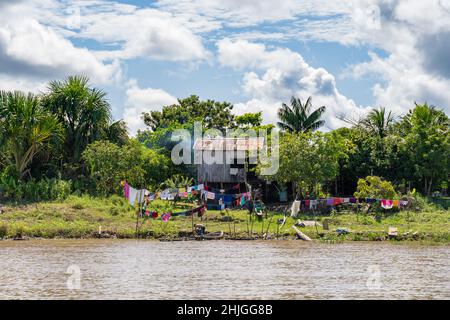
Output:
0,223,8,238
354,176,397,199
0,172,72,201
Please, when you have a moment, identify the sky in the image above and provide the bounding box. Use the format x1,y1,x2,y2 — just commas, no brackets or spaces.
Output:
1,0,450,134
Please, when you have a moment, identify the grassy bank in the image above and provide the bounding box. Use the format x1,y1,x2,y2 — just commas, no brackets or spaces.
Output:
0,195,449,243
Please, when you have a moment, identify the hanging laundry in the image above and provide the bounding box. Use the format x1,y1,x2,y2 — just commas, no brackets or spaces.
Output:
240,196,246,206
393,200,399,208
343,198,350,203
400,200,408,207
350,198,357,203
326,198,334,206
128,186,139,206
224,195,234,205
366,198,377,203
123,181,130,200
136,189,147,204
333,198,344,206
161,213,171,222
381,199,394,209
160,189,170,200
310,200,318,210
291,200,301,217
207,191,215,200
304,200,310,208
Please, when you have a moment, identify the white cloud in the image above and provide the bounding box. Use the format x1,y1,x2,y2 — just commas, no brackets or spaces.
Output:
123,80,179,135
74,6,210,62
344,0,450,114
218,39,368,130
157,0,350,28
0,0,122,92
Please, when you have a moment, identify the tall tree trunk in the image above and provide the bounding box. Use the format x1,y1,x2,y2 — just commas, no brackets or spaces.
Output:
427,177,433,196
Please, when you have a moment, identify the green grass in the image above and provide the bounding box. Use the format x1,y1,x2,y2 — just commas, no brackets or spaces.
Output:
0,195,449,243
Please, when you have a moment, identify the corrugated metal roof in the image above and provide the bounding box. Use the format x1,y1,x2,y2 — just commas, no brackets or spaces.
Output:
193,137,265,151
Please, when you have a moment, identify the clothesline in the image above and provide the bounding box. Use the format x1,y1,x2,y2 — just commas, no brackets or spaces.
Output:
291,197,409,216
122,181,207,223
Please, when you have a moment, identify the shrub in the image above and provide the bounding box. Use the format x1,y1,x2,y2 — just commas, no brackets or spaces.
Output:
0,223,8,238
0,169,72,201
354,176,397,199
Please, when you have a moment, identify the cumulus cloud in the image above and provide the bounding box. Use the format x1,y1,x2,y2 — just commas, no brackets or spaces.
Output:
217,38,368,130
0,0,210,94
0,0,122,92
344,0,450,113
73,6,210,62
123,80,179,135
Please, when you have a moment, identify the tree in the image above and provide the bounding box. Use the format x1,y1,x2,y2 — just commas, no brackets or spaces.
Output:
105,120,129,146
0,91,63,179
277,96,326,133
82,140,170,195
42,76,112,165
260,131,349,198
402,103,449,195
235,112,263,129
142,95,235,131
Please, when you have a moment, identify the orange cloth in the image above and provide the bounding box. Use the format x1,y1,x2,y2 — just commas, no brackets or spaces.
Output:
393,200,399,208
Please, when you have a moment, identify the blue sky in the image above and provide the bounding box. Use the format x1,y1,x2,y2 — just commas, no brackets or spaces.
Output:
0,0,449,134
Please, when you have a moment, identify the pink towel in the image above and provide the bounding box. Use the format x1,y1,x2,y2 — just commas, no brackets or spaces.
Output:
124,181,130,199
161,213,171,222
381,199,393,209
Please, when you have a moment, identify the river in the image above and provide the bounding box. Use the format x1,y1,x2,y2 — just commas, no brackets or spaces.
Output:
0,240,449,299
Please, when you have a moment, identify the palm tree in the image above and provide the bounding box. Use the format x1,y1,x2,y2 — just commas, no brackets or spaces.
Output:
404,103,448,129
277,96,326,133
42,76,112,164
0,91,63,179
362,107,395,138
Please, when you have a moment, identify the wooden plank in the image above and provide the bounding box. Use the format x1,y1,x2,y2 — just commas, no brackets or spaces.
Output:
292,226,312,241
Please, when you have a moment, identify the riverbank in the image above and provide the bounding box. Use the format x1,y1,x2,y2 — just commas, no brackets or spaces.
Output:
1,195,449,243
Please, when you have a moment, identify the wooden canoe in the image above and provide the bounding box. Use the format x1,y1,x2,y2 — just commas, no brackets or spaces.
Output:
203,231,224,240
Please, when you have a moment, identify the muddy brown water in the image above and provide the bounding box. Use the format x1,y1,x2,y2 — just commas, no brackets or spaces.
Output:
0,240,449,299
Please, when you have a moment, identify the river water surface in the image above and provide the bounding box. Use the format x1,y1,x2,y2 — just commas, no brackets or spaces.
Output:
0,240,449,299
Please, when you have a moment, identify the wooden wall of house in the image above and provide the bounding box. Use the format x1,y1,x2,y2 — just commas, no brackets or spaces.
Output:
197,163,245,183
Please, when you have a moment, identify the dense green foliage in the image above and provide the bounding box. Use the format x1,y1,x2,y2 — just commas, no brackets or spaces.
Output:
354,176,397,199
262,131,350,198
0,76,449,202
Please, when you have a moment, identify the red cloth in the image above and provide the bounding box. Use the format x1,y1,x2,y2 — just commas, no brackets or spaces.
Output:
333,197,344,205
305,200,310,207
